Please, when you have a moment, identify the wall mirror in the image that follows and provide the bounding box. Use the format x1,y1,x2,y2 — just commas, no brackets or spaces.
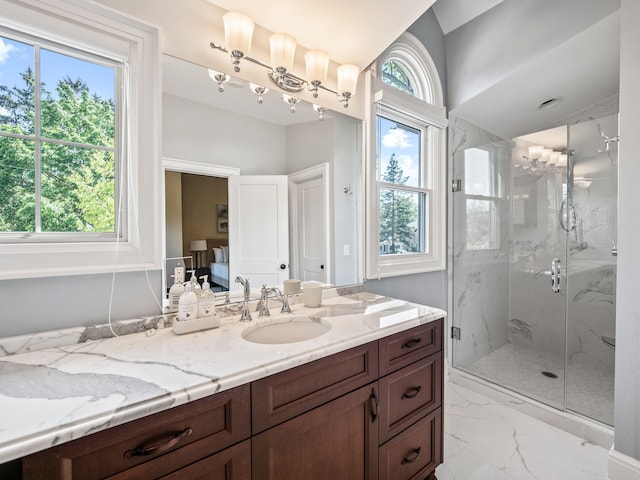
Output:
162,54,363,300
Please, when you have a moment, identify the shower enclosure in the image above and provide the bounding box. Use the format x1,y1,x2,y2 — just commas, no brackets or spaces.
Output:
450,113,617,426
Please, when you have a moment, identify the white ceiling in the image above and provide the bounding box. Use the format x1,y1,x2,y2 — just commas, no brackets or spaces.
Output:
204,0,436,69
450,10,620,139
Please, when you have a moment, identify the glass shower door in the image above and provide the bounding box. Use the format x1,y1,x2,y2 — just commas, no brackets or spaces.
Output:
564,115,617,426
507,125,569,410
451,121,570,411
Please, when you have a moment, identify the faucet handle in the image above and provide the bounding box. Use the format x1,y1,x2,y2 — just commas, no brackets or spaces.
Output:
280,293,292,314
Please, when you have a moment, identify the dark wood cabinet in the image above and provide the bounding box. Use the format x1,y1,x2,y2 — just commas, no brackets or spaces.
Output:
252,384,379,480
251,341,378,434
22,384,251,480
22,317,444,480
379,409,442,480
378,320,444,480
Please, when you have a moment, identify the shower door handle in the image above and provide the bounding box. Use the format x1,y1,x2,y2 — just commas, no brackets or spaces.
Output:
551,258,561,293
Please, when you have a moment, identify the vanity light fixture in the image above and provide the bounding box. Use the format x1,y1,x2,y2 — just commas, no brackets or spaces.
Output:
313,104,328,120
521,144,567,173
208,69,230,92
249,82,269,103
283,94,300,113
210,11,359,108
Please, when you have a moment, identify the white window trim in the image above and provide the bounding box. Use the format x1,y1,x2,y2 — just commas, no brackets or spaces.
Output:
0,0,161,280
375,32,444,107
365,37,447,279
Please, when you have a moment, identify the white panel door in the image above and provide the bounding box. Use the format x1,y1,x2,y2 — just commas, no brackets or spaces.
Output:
228,175,289,290
297,177,326,282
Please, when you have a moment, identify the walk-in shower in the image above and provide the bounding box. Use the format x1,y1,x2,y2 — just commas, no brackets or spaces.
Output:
450,112,618,426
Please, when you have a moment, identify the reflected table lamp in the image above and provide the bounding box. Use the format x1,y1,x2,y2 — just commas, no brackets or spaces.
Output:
189,239,208,269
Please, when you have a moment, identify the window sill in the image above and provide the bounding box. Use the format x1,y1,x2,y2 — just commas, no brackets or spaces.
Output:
367,253,445,279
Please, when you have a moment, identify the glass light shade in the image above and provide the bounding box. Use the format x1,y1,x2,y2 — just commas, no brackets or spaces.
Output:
249,82,269,94
305,50,329,84
222,12,254,55
337,64,360,95
208,69,229,83
528,145,544,159
270,33,297,72
549,151,561,165
539,148,553,163
557,154,568,167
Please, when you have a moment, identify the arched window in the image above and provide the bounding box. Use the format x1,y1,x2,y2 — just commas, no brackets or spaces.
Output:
376,32,443,106
366,32,447,279
382,60,415,95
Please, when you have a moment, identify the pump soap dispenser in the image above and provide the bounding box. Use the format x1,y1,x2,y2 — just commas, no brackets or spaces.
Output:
177,282,198,322
198,275,216,318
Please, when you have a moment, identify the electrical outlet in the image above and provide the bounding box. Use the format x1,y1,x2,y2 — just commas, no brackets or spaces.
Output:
174,266,185,284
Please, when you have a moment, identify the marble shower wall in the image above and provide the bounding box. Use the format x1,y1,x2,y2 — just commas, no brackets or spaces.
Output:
449,116,511,367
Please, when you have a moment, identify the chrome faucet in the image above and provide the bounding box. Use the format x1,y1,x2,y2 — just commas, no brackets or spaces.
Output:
235,276,253,322
257,285,292,317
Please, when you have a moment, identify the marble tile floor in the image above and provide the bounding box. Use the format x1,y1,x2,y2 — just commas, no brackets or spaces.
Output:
460,343,614,426
436,382,611,480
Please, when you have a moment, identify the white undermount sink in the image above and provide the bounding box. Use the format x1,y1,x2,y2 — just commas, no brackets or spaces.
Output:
241,316,331,344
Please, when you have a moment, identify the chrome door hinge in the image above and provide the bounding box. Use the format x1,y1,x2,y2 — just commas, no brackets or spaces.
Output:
451,179,462,192
451,326,461,340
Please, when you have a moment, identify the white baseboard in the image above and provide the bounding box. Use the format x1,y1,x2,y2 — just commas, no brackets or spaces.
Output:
609,447,640,480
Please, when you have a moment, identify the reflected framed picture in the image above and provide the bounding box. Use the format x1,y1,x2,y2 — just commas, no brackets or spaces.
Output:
217,218,228,233
216,204,228,219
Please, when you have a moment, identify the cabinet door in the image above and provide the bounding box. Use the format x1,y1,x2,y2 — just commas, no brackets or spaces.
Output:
252,384,379,480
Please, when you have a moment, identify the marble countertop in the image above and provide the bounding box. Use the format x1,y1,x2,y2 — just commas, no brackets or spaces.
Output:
0,291,446,464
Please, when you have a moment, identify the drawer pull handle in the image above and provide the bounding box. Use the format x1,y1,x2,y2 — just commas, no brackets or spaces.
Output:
369,388,379,423
401,447,422,465
124,427,193,459
401,338,422,349
401,386,422,400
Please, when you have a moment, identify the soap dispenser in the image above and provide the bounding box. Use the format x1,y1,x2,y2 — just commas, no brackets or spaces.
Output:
178,282,198,321
168,275,185,311
189,272,202,292
198,275,216,318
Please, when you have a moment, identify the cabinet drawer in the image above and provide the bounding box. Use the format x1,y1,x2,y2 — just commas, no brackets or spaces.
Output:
379,318,442,377
379,353,442,443
156,439,250,480
252,342,378,433
379,408,442,480
23,384,251,480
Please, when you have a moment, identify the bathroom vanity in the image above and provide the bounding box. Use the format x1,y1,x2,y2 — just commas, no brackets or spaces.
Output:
1,291,445,479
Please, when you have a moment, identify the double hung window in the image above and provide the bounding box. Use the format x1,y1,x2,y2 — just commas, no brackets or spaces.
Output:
464,147,501,251
367,33,446,278
0,30,120,239
0,0,161,280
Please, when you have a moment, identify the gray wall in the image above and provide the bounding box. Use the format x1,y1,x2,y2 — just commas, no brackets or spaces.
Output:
0,271,162,337
365,7,449,309
408,8,448,106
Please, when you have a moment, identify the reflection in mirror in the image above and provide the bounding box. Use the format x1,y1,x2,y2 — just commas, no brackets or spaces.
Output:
162,55,363,303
